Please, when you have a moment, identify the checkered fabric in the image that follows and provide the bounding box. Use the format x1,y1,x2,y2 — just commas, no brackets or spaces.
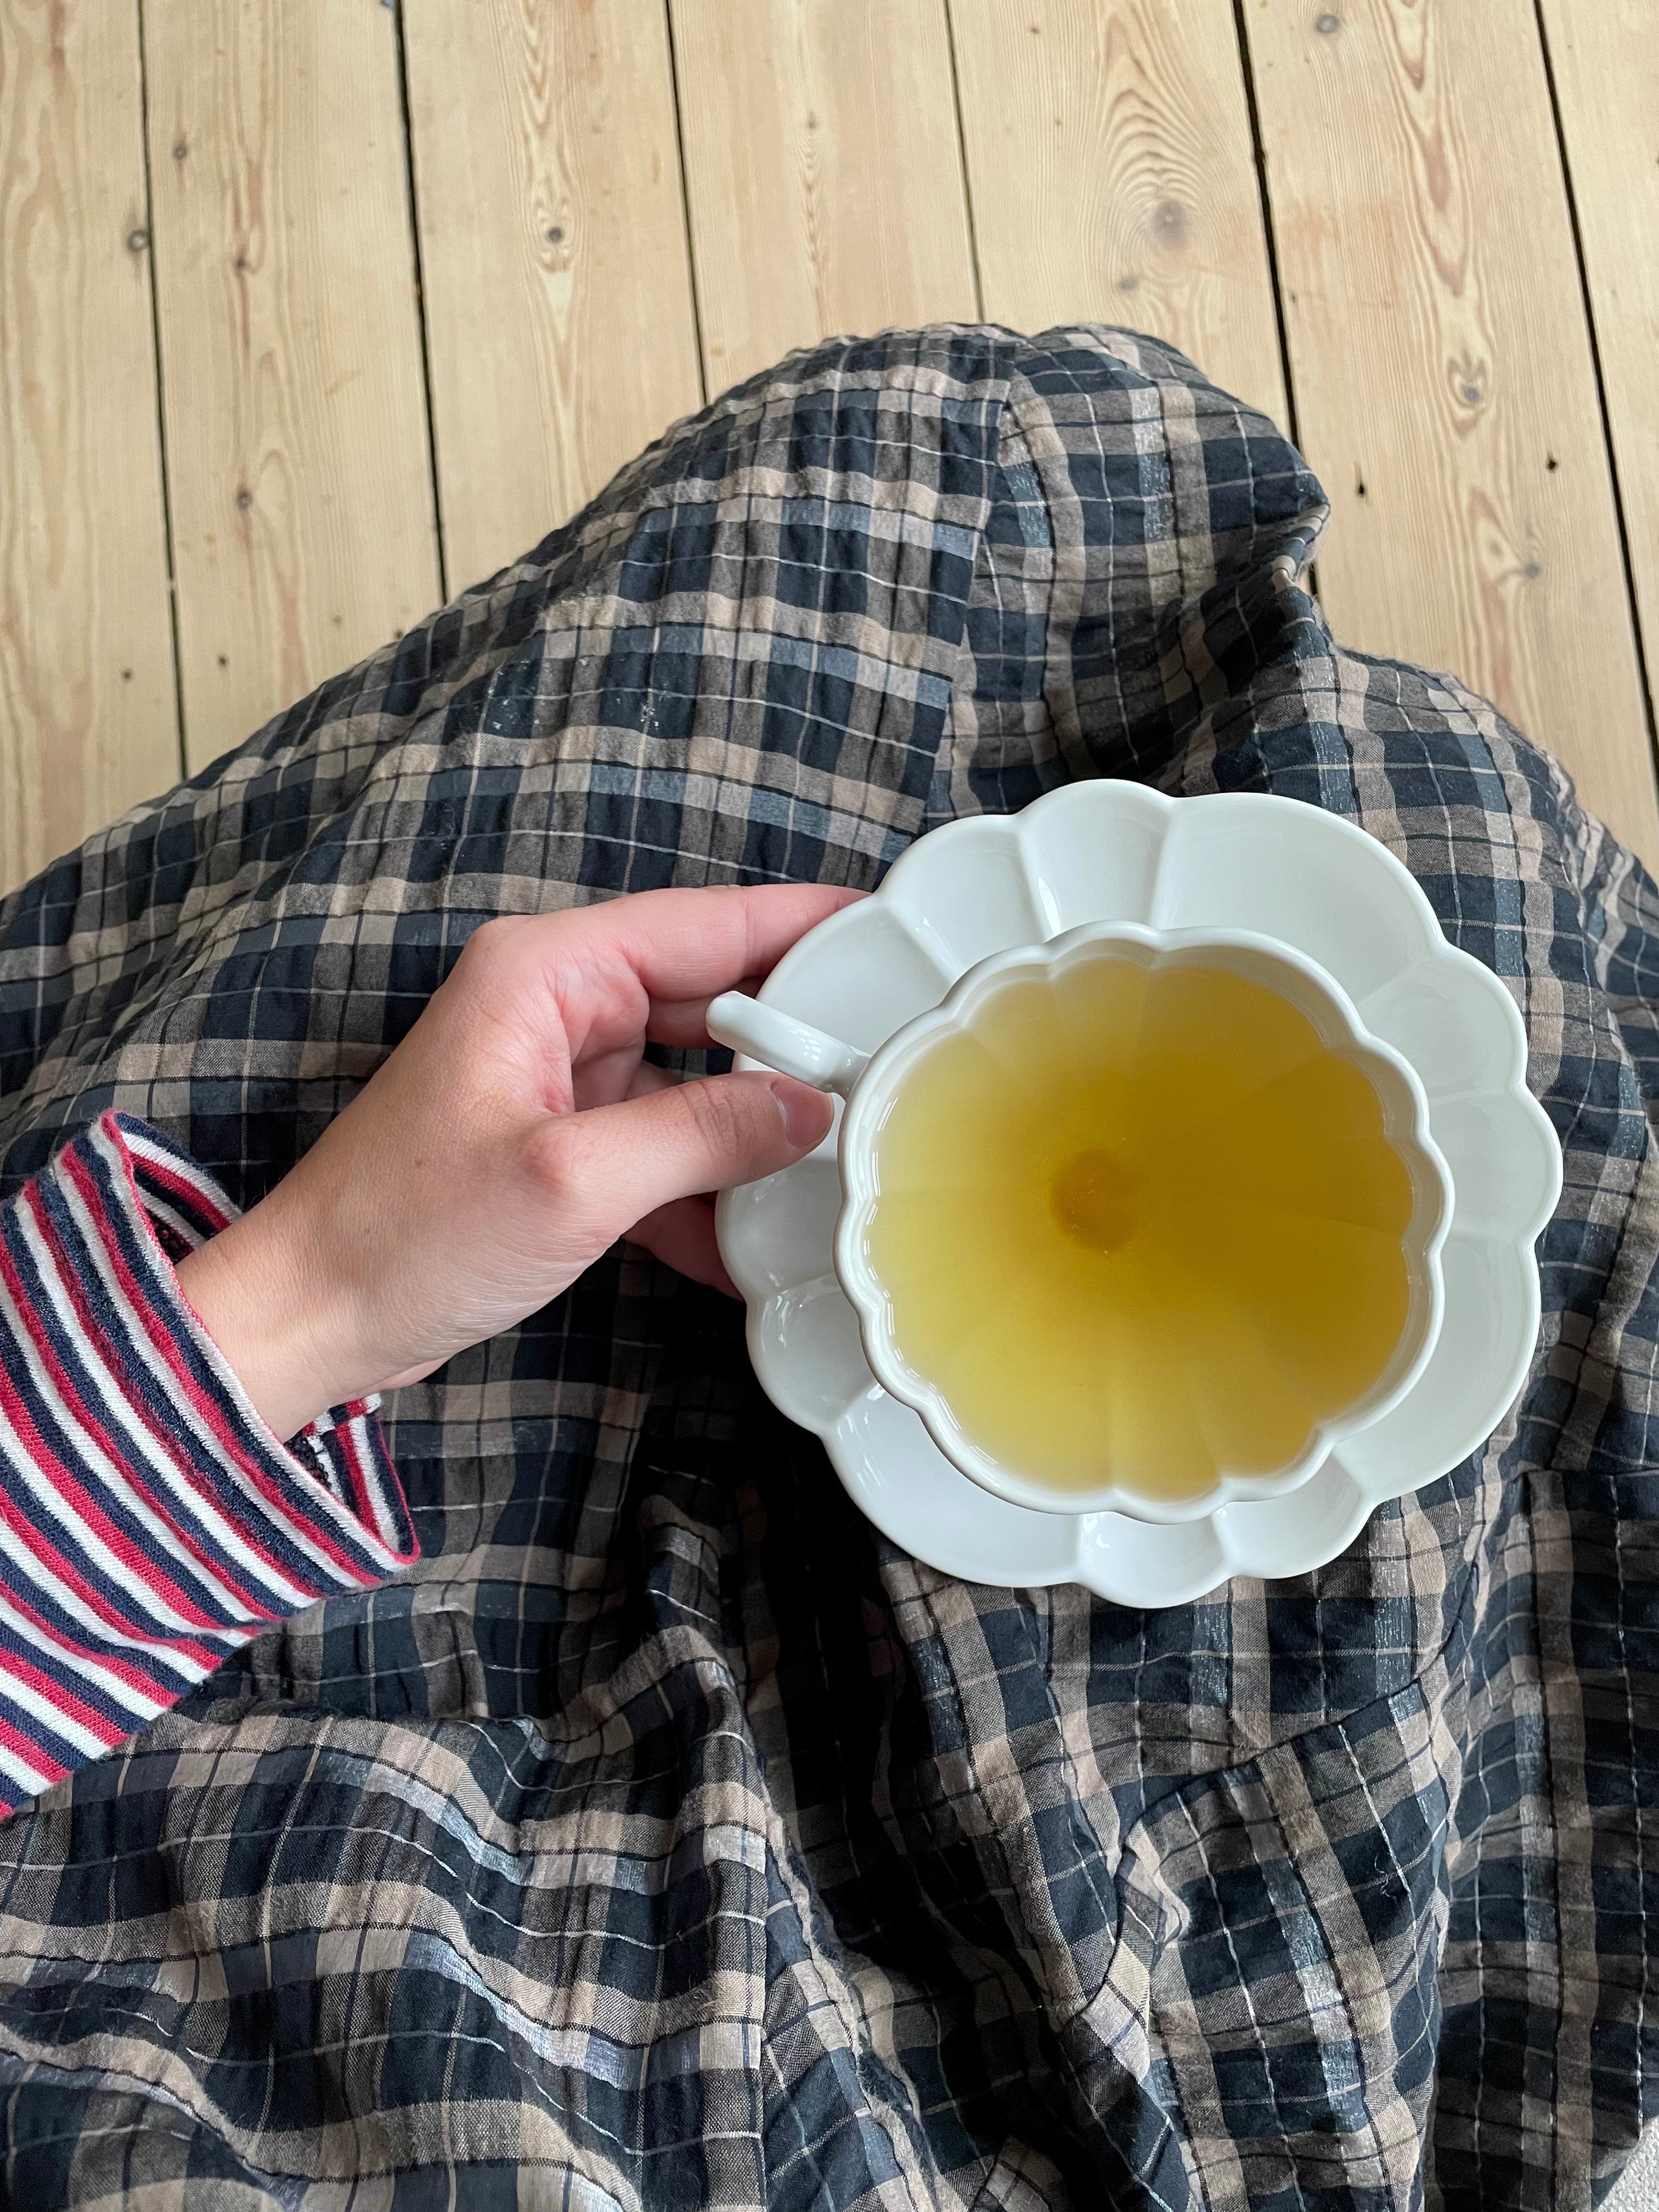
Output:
0,325,1652,2210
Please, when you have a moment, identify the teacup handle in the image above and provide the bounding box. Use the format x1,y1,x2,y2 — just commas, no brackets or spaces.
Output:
706,992,870,1098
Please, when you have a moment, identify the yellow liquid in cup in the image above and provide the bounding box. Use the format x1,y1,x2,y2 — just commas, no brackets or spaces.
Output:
860,957,1417,1503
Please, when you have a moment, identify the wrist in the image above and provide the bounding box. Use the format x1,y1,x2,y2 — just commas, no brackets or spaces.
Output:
174,1190,371,1440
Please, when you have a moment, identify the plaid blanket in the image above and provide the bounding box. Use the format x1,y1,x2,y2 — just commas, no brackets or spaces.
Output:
0,324,1654,2211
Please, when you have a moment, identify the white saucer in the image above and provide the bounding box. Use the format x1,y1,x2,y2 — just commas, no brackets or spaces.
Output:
715,785,1562,1604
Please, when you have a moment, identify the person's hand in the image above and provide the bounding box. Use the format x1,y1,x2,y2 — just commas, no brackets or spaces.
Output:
174,884,857,1438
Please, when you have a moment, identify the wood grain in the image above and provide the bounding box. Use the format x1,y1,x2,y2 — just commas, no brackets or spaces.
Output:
144,0,440,772
949,0,1288,421
1243,0,1659,866
1539,0,1659,763
669,0,979,394
403,0,702,591
0,0,179,892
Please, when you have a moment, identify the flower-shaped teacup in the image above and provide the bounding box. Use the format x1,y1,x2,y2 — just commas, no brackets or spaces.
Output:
709,922,1452,1523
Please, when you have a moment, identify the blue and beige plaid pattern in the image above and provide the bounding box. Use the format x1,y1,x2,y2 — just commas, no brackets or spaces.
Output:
0,326,1652,2209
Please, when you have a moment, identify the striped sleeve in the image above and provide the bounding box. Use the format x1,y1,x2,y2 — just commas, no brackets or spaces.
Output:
0,1109,417,1814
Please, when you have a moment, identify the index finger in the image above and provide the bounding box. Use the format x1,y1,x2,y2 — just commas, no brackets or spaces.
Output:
546,883,865,1010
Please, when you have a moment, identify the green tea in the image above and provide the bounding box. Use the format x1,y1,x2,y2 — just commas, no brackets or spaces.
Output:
860,956,1415,1502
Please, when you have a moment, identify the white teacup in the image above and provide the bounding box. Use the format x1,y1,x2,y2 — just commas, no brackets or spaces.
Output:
710,921,1452,1523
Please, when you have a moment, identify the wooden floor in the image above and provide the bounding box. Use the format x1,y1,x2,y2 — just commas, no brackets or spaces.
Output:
4,0,1658,893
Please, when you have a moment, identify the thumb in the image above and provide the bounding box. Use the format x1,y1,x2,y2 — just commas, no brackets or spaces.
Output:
546,1072,833,1252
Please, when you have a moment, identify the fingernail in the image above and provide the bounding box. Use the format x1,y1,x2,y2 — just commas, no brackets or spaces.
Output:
771,1077,831,1151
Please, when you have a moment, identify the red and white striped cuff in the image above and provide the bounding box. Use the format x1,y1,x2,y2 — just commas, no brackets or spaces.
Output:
0,1110,417,1813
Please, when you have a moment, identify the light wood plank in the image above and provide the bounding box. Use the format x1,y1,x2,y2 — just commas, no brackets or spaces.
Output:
1540,0,1659,761
1243,0,1659,866
144,0,440,772
670,0,979,394
403,0,702,590
950,0,1288,422
0,0,179,893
